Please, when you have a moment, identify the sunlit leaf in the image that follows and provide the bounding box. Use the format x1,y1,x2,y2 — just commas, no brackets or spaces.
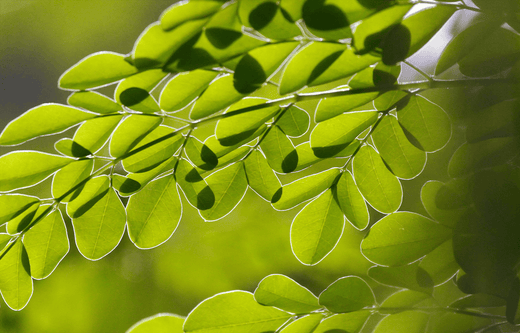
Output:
73,115,124,156
428,312,492,333
291,189,345,265
54,139,91,158
349,63,401,89
7,203,40,236
67,91,122,114
381,290,432,309
115,69,167,113
0,194,40,226
319,276,375,313
66,176,110,219
126,314,184,333
450,294,506,309
109,115,162,157
51,159,94,202
313,311,371,333
244,149,281,201
419,240,459,286
0,240,32,310
260,125,298,173
279,314,323,333
369,262,434,294
161,1,222,31
334,171,369,230
175,159,215,211
277,105,310,138
238,0,300,40
373,311,429,333
373,90,408,111
315,90,379,123
160,70,218,112
185,137,219,171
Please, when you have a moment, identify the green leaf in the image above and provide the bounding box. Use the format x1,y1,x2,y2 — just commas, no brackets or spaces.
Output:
71,184,126,260
126,314,184,333
200,162,248,221
191,75,247,120
260,125,298,173
0,194,40,225
349,63,401,89
290,189,345,265
368,262,434,294
234,42,298,93
175,159,215,210
238,0,300,40
160,1,222,31
184,291,292,333
294,141,360,171
59,52,138,90
52,159,94,202
0,240,32,310
428,312,492,333
23,210,69,280
319,276,375,313
54,139,91,158
397,95,451,152
0,103,97,146
254,274,320,314
204,127,266,159
243,149,281,202
280,43,377,94
67,91,122,114
277,105,310,138
279,314,323,333
311,111,378,158
381,290,432,309
0,234,11,252
435,19,502,75
315,89,379,123
115,69,167,113
372,115,426,179
73,115,124,156
381,6,456,65
132,20,208,69
109,115,162,157
353,145,402,213
66,176,110,219
353,4,413,54
373,90,408,111
216,98,279,146
185,137,219,171
313,311,371,333
361,212,452,266
450,294,506,309
420,181,467,228
127,175,182,249
122,125,183,173
273,168,340,210
419,240,459,286
160,70,218,112
0,151,72,192
333,171,369,231
373,311,429,333
6,204,40,236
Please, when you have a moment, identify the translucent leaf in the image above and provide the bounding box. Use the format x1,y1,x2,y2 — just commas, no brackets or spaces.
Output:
279,314,323,333
216,98,279,146
191,75,246,120
23,210,69,279
0,103,97,146
67,91,122,114
7,203,40,236
254,274,320,314
319,276,375,313
381,6,456,65
109,115,162,157
311,111,378,158
428,312,492,333
0,194,40,225
280,43,377,94
238,0,300,40
313,311,371,333
294,141,360,171
361,212,452,266
185,137,219,171
0,151,72,192
368,262,434,294
66,176,110,219
126,314,184,333
280,0,302,21
353,4,413,54
204,127,266,159
160,70,218,112
419,239,459,286
127,175,182,249
373,311,429,333
381,290,432,309
175,159,215,210
315,90,379,123
420,181,467,228
51,159,94,202
353,145,402,213
184,291,292,333
115,69,167,113
277,105,310,138
450,294,506,309
203,145,250,174
372,115,426,179
54,138,91,158
435,19,502,75
333,171,369,230
290,189,345,265
0,234,10,252
71,185,126,260
397,95,451,152
0,240,32,310
373,90,408,111
59,52,138,90
160,1,222,31
132,20,208,69
349,63,401,89
122,125,183,173
272,168,340,210
260,125,298,173
73,115,123,155
200,162,248,221
243,149,281,202
234,42,298,93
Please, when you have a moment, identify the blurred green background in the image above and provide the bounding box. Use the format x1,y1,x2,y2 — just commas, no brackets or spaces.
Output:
0,1,466,332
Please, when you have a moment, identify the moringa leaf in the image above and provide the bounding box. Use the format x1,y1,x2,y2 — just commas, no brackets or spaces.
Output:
0,240,33,310
7,203,40,236
0,151,73,192
238,0,300,40
160,70,218,112
260,125,298,173
290,189,345,265
381,290,432,309
373,311,429,333
59,52,138,90
54,139,91,158
66,176,110,219
373,90,408,111
319,276,375,313
0,103,97,146
315,90,379,123
279,314,323,333
161,0,222,31
419,239,459,286
51,159,94,202
175,159,215,211
420,181,467,228
115,69,167,113
127,175,182,249
277,105,310,138
0,194,40,225
313,311,371,333
361,212,452,266
368,262,434,294
185,137,219,171
109,115,162,157
126,314,184,333
73,115,124,156
333,171,369,231
243,149,281,202
67,91,122,114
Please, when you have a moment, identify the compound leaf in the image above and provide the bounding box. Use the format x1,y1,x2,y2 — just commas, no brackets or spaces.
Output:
115,69,167,113
185,137,219,171
109,115,162,157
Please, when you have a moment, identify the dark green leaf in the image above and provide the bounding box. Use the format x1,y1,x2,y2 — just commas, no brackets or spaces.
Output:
160,70,218,112
51,159,94,202
420,181,466,228
334,171,369,230
244,149,281,202
260,125,298,173
450,294,506,309
160,1,222,31
109,115,162,157
369,262,434,294
419,240,459,286
67,91,122,114
0,240,32,310
319,276,375,313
